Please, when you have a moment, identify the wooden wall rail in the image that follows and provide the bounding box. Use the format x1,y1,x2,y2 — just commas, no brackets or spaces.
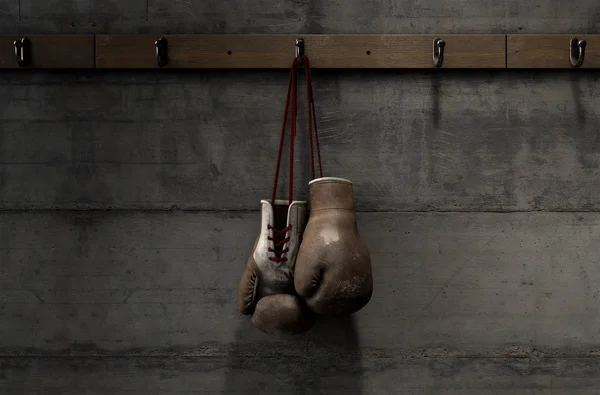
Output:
0,34,599,69
507,34,600,68
95,34,506,69
0,34,95,69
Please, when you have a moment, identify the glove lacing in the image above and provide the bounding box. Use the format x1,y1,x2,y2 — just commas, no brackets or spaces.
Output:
268,224,291,262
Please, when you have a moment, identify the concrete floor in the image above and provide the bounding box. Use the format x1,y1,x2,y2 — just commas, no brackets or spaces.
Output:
2,1,600,394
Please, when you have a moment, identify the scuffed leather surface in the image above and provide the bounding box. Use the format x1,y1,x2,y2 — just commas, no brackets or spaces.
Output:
237,200,314,335
295,178,373,317
252,294,315,335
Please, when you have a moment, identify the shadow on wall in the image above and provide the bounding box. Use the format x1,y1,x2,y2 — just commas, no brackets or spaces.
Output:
570,71,587,127
431,73,442,128
224,315,364,395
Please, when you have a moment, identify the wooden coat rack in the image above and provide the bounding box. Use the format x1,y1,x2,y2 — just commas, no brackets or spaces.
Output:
95,34,506,69
0,34,599,69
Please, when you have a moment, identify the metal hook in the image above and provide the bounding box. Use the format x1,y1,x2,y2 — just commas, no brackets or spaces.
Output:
433,38,445,68
14,38,31,67
295,38,304,67
155,37,168,68
570,37,586,67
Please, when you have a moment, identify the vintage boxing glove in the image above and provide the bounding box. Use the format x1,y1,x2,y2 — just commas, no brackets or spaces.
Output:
294,177,373,316
237,199,315,335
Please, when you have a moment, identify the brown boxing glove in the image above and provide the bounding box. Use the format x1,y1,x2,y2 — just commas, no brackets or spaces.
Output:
237,199,315,335
294,177,373,317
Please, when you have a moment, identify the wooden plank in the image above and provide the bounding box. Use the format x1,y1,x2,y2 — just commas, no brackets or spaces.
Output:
95,34,506,69
0,35,95,69
507,34,600,68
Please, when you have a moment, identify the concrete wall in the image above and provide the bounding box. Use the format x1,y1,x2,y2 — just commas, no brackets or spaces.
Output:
2,1,600,394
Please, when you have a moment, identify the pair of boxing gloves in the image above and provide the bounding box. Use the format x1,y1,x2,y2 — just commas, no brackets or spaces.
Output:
237,177,373,335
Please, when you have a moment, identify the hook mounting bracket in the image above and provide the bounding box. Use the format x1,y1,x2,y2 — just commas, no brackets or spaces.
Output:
295,38,304,67
155,37,168,68
570,37,586,67
433,38,445,68
14,38,31,67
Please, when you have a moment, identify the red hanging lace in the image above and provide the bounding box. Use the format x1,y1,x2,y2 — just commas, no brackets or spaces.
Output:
302,55,323,180
268,58,297,262
270,58,297,206
268,56,323,262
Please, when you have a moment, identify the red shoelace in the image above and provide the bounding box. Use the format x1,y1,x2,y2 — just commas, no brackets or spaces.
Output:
267,224,292,262
267,56,323,263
